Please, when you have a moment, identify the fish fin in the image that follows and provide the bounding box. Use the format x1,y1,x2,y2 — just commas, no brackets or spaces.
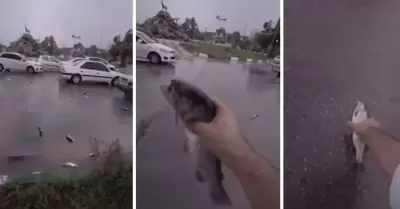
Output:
195,169,206,182
183,129,200,153
210,185,232,205
364,144,369,153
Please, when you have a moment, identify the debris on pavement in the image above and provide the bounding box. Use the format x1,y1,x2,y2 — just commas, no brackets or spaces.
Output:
65,134,75,143
120,107,128,112
250,113,259,120
62,162,78,167
37,126,43,137
7,154,35,162
87,152,100,158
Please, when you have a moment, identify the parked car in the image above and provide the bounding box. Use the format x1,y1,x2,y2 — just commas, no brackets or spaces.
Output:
38,55,62,71
115,76,133,101
61,57,86,67
60,60,130,85
271,55,280,67
85,57,116,71
0,52,43,73
136,30,176,64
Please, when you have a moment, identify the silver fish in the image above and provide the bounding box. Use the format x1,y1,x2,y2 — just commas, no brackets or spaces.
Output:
352,101,368,164
65,134,75,143
160,79,231,205
62,162,78,167
37,126,43,137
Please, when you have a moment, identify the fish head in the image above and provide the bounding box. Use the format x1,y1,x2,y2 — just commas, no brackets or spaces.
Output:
160,79,216,123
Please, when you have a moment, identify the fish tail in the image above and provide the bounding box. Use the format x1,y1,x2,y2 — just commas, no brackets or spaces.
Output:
209,185,232,205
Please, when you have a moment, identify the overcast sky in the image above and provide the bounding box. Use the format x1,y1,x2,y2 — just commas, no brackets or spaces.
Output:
137,0,280,36
0,0,132,48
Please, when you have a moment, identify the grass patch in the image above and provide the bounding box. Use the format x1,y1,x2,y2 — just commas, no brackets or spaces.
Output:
181,42,268,60
0,140,132,209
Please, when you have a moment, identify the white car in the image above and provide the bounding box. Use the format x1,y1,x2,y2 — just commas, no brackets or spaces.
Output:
61,57,86,67
38,55,62,71
0,52,43,73
85,57,116,71
60,60,130,85
136,30,176,64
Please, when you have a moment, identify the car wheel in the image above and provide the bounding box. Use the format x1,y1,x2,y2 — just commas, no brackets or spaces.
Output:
26,66,35,74
0,64,4,72
71,74,82,84
111,77,119,86
4,69,10,72
148,52,161,64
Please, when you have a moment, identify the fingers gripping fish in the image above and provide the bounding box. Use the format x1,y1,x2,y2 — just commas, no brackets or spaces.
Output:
352,101,368,164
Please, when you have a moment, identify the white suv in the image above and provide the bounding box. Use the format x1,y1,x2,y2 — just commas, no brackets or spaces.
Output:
136,30,176,64
60,60,130,85
38,55,62,71
0,52,43,73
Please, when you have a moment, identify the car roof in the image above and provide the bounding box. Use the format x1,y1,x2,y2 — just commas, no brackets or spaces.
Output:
1,52,20,56
86,57,105,60
79,60,107,65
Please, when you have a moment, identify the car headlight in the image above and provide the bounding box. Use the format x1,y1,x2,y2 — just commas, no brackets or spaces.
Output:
160,48,172,53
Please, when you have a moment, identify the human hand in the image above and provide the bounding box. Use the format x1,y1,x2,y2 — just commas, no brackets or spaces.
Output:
348,118,380,135
186,99,245,152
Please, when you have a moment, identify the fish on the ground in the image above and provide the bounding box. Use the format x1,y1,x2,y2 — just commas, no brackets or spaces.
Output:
160,79,231,205
65,134,75,143
62,162,78,167
37,126,43,137
250,113,259,120
87,152,100,158
351,101,368,164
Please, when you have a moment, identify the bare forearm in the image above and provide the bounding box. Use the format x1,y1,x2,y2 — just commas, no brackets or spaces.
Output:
361,127,400,178
217,138,280,209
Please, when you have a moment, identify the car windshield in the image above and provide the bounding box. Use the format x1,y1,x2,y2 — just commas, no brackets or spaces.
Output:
138,32,156,43
72,60,84,66
72,58,84,63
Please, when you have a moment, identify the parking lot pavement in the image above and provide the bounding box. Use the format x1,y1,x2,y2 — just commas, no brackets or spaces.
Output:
136,59,280,209
284,1,400,209
0,72,132,177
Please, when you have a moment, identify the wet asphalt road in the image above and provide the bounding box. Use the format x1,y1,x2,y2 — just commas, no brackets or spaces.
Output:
284,1,400,209
0,72,132,177
136,58,280,209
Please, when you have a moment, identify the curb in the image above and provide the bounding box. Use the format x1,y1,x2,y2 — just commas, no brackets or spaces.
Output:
190,53,267,63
